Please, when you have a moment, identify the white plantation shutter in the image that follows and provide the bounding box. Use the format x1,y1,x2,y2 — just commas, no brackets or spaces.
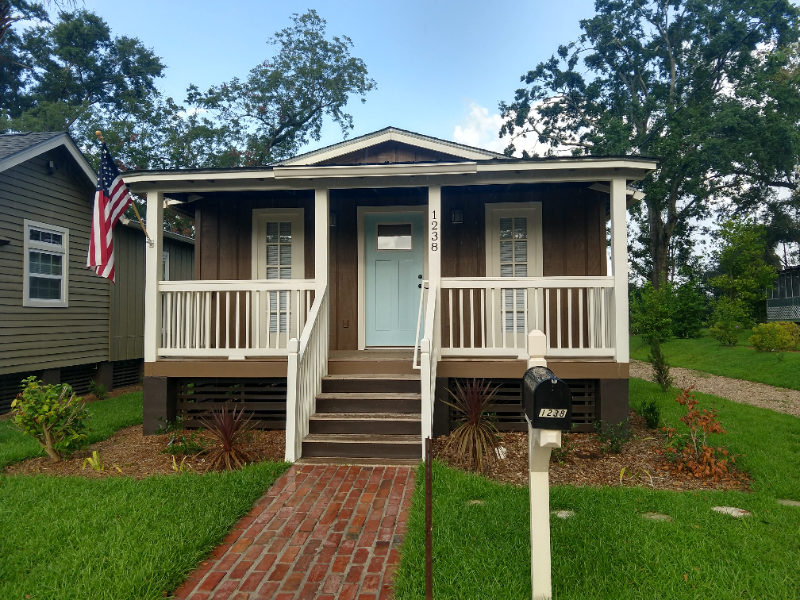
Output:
500,217,527,333
266,221,292,333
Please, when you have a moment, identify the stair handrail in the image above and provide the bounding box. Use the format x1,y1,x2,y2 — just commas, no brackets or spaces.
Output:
285,286,329,462
419,282,438,455
412,280,429,370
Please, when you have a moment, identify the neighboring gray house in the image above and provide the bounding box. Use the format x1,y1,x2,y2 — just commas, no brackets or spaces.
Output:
0,132,194,411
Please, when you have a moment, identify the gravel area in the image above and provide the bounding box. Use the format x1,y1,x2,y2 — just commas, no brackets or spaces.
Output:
631,359,800,418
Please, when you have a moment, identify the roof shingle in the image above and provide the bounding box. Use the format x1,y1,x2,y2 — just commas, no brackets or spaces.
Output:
0,132,65,161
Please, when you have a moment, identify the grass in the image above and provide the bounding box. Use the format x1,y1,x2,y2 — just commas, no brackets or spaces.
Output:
394,379,800,600
0,390,144,469
0,462,289,600
631,330,800,391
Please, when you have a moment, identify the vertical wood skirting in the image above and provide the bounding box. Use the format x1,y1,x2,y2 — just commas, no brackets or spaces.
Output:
144,191,164,363
610,178,629,363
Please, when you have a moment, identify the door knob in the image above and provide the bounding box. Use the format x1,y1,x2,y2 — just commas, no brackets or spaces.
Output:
418,274,423,279
418,283,422,288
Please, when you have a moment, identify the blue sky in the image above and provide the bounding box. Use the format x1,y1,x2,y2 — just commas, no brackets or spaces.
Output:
77,0,597,155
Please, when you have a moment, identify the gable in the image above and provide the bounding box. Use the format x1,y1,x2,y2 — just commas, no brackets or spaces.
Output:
281,126,506,166
316,140,471,166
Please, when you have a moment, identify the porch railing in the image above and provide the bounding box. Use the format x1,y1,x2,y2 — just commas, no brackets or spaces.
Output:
285,287,329,462
441,277,616,357
418,282,439,458
158,280,316,357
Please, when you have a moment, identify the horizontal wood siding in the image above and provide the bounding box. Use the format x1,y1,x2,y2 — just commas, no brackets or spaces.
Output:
110,228,194,362
0,148,110,376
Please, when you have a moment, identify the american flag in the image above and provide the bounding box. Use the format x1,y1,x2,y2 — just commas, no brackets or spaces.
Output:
87,142,132,282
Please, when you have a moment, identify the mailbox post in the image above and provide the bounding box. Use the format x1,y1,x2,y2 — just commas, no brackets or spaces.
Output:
522,366,572,600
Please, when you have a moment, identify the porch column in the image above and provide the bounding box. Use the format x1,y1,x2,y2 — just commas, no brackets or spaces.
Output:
144,191,164,363
427,186,441,291
314,189,329,292
609,178,629,363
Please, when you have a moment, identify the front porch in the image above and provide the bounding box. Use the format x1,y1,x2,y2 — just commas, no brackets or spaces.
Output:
126,129,655,461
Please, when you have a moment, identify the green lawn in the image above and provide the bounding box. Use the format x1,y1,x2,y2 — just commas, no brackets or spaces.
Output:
0,462,289,600
631,330,800,391
394,379,800,599
0,390,144,469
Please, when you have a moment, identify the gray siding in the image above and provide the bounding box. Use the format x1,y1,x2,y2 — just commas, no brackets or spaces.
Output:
0,147,110,375
109,228,194,361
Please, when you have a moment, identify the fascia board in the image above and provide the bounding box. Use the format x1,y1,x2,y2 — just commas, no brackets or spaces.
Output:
0,134,97,184
123,170,277,184
282,129,497,165
273,161,478,179
477,158,658,174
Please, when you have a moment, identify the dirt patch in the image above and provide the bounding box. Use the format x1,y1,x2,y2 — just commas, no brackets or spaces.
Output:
3,426,286,478
433,411,750,492
631,359,800,418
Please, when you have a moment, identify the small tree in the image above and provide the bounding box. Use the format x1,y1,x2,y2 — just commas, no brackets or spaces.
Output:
708,298,752,347
10,377,90,461
671,281,707,339
630,282,672,343
443,379,500,474
648,339,673,391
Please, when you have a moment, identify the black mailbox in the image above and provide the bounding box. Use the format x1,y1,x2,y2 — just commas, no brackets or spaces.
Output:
522,366,572,430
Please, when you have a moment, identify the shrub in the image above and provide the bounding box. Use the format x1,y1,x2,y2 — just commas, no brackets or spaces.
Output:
443,378,500,474
648,339,673,391
662,387,733,480
639,398,661,429
198,406,254,471
671,281,707,338
161,431,209,456
88,379,108,401
749,321,800,354
630,282,672,343
708,297,751,346
10,376,90,461
594,418,632,454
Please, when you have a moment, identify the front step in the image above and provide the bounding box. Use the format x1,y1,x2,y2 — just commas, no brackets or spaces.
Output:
315,392,420,414
309,413,421,435
302,434,421,459
321,374,420,394
327,358,417,375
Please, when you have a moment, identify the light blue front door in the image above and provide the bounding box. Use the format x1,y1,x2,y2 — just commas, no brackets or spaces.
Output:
365,212,424,347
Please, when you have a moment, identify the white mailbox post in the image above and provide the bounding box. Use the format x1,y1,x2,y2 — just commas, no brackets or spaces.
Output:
524,331,571,600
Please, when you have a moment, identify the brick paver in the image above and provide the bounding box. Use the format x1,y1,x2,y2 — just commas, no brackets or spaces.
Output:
174,465,415,600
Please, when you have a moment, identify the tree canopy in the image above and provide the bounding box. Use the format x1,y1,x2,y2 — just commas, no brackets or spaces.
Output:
499,0,800,286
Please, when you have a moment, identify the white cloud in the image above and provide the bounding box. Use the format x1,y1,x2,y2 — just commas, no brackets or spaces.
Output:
452,103,557,157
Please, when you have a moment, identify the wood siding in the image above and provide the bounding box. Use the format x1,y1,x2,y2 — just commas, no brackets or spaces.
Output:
0,147,109,375
192,184,607,352
109,227,194,362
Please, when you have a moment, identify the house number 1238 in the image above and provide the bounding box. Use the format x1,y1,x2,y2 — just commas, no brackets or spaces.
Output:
430,211,438,252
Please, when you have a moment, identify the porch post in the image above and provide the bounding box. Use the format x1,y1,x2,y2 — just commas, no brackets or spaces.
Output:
609,178,629,363
427,186,441,292
144,191,164,363
314,188,329,292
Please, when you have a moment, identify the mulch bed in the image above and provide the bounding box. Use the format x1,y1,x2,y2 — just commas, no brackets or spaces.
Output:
433,410,750,492
3,427,286,479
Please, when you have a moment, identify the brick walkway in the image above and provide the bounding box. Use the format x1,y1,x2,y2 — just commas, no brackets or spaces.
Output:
174,464,415,600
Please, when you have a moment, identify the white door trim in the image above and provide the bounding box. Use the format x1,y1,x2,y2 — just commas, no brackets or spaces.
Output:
357,205,428,350
251,208,305,279
484,202,543,277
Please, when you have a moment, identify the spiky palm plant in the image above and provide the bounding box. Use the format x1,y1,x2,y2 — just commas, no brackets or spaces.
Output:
198,406,254,471
443,378,500,474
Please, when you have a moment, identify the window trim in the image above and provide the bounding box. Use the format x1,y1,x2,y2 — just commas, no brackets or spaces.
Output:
484,202,543,277
23,219,69,308
250,209,305,280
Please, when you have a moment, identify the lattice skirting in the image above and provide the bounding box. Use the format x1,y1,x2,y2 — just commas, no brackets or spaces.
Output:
175,378,287,429
767,306,800,321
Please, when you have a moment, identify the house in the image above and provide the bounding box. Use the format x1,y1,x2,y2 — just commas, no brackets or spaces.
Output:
0,132,194,412
122,126,657,460
767,265,800,322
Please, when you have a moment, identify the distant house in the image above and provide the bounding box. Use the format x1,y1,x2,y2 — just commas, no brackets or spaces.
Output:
767,265,800,322
124,126,657,462
0,132,194,412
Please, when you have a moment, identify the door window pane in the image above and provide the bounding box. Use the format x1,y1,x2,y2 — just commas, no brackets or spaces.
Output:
377,223,413,250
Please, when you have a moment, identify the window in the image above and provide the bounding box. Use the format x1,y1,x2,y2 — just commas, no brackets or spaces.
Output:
377,223,413,250
23,220,69,307
162,250,170,281
485,204,543,334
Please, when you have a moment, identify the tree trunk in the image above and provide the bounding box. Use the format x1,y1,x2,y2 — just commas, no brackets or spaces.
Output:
40,426,62,462
648,208,671,289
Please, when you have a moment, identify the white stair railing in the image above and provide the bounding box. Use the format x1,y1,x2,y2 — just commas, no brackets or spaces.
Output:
419,282,439,457
285,287,329,462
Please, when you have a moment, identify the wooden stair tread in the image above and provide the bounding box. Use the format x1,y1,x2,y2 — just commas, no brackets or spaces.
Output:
303,434,420,444
316,392,420,400
310,413,420,421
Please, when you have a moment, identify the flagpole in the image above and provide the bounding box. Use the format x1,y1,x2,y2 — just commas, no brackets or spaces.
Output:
95,131,154,248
